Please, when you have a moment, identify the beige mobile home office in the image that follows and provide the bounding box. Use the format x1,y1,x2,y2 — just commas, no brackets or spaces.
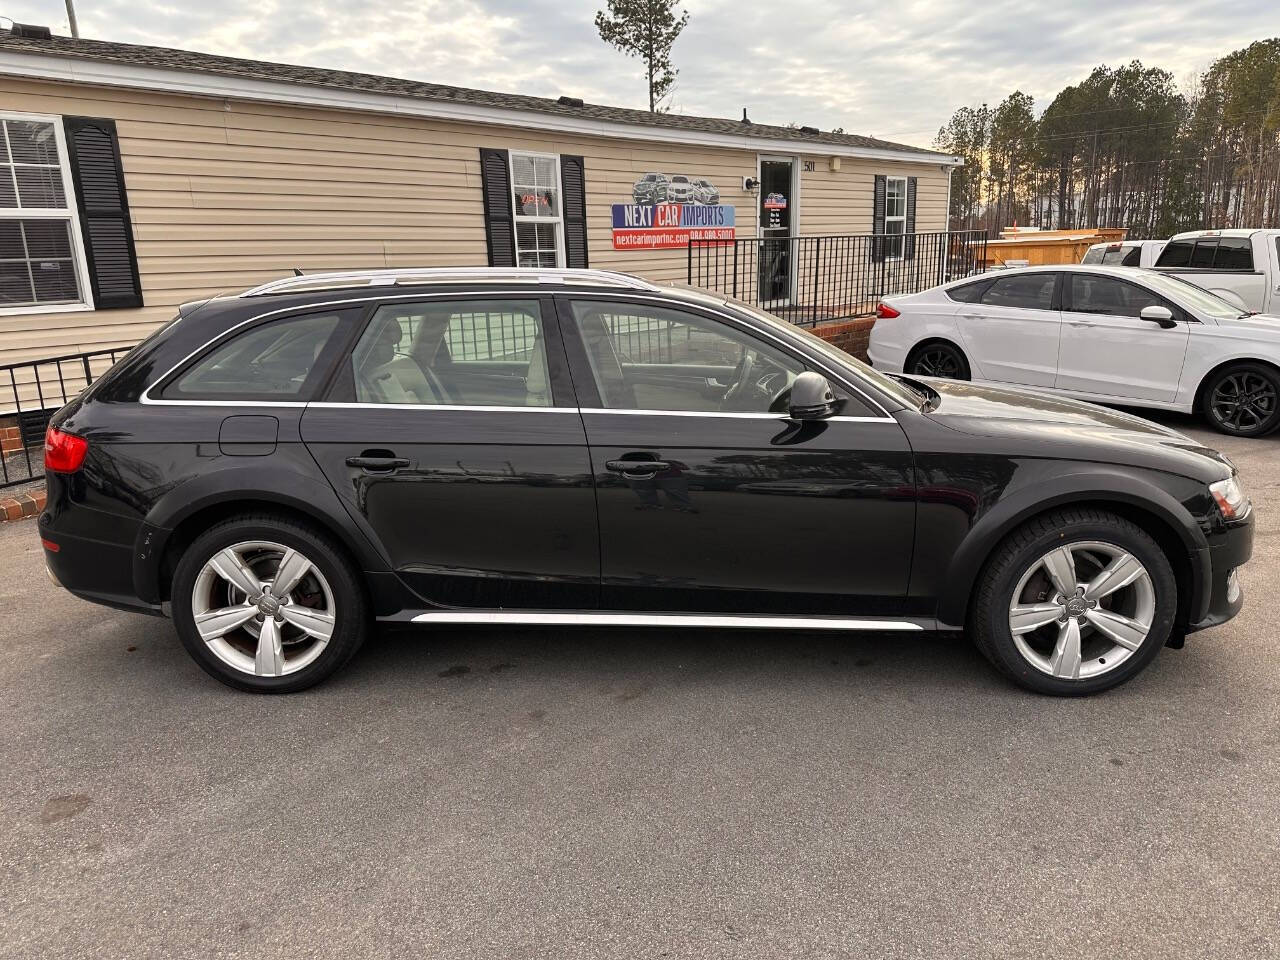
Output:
0,30,959,366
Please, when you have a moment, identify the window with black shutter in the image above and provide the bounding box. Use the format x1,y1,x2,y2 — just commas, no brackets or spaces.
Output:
62,116,143,309
560,155,588,269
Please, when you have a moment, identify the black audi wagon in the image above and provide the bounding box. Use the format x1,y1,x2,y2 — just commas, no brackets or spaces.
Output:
39,268,1253,695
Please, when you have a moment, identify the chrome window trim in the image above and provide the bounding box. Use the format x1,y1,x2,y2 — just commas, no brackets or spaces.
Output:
139,287,904,421
299,402,894,422
307,402,579,413
578,408,893,423
406,610,925,631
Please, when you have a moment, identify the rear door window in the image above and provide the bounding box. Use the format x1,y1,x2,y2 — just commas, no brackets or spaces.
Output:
1215,237,1253,270
1190,239,1218,268
1156,239,1193,267
979,273,1057,310
162,311,349,400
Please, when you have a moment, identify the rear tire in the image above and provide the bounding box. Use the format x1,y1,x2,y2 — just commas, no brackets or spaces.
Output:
969,508,1177,696
171,514,368,693
907,340,970,380
1200,362,1280,437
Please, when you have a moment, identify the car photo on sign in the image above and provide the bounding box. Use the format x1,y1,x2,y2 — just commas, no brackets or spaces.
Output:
631,172,721,206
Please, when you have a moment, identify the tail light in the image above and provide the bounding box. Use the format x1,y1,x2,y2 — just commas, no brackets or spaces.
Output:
44,426,88,473
876,302,901,320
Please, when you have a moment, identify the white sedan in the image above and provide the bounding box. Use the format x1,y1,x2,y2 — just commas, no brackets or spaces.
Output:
867,264,1280,437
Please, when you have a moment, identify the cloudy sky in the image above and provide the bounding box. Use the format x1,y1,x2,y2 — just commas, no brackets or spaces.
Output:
3,0,1275,147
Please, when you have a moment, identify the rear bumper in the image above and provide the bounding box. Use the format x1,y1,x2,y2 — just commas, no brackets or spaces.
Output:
40,519,164,617
1187,513,1253,633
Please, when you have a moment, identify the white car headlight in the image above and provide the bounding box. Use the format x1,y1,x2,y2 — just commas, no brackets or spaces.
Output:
1210,475,1249,520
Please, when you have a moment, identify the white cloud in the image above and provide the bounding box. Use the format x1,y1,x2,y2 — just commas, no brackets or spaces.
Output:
2,0,1274,148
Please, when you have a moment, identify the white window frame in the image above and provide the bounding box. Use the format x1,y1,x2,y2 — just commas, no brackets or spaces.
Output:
0,110,93,316
883,175,907,261
509,150,565,269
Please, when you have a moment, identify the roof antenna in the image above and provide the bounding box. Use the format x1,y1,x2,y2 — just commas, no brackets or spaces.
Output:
292,267,305,277
741,108,751,125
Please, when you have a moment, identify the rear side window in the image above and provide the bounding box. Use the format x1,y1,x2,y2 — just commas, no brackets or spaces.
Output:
1081,246,1105,265
1156,239,1193,267
163,312,347,400
980,274,1056,310
1120,247,1142,266
946,278,993,303
1190,239,1218,268
1215,237,1253,270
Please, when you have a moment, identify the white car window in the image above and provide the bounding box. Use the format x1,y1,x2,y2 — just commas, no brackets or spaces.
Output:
980,274,1056,310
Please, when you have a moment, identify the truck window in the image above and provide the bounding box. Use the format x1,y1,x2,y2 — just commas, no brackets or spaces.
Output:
1081,246,1105,264
1190,239,1218,268
1157,239,1193,267
1215,237,1253,270
1120,247,1143,266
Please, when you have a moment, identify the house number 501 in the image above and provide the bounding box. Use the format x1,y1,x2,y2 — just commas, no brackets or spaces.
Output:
802,160,816,172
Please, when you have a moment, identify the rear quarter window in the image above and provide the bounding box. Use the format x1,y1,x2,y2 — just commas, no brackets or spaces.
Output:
1215,237,1253,270
945,278,993,303
1081,246,1105,264
160,311,350,401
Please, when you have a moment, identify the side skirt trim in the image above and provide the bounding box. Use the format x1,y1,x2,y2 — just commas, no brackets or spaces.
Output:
398,610,929,630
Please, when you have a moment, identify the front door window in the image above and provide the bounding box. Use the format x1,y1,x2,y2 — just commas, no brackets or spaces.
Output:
759,159,794,303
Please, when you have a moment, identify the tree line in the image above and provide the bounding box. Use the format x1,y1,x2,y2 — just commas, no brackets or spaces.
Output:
936,39,1280,238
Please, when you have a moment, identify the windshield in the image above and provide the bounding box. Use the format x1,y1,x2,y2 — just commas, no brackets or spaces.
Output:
705,292,921,408
1139,270,1250,319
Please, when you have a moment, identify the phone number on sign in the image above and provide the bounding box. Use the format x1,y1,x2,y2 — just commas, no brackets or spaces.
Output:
611,227,736,250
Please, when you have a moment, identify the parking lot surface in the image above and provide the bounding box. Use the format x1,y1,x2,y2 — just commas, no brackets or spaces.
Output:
2,411,1277,960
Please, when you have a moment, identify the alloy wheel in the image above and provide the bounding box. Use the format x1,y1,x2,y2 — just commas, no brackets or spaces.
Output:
1007,541,1155,681
191,540,336,678
911,348,963,378
1210,371,1278,433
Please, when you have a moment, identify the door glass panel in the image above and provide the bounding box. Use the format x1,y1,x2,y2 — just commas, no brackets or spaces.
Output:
569,300,804,413
1156,239,1193,267
350,299,551,406
1214,236,1252,270
980,274,1056,310
1190,239,1218,268
759,159,793,302
1069,275,1166,318
166,312,343,399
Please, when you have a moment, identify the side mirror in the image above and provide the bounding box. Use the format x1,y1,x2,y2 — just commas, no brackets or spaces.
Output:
1141,305,1177,329
789,371,837,420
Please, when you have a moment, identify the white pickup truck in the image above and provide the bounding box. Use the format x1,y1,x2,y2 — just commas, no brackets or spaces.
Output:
1081,238,1166,267
1153,228,1280,313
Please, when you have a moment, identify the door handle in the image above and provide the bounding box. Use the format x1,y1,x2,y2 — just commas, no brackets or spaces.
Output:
346,453,410,473
606,459,670,479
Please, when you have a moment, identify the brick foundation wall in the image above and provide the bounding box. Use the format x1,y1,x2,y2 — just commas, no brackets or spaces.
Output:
0,420,22,456
811,316,875,362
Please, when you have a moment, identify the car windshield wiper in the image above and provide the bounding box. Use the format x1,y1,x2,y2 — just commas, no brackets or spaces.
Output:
889,373,940,412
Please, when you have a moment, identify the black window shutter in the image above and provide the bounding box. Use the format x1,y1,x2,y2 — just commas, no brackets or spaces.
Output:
62,116,142,309
560,155,589,269
479,148,516,267
904,176,918,260
872,175,887,263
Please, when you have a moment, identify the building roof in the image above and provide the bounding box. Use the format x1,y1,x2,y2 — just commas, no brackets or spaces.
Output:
0,30,958,163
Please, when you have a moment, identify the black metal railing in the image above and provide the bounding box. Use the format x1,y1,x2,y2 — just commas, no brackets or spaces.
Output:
1,346,131,489
687,229,989,326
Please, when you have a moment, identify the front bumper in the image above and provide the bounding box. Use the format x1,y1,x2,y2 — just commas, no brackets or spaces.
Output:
1187,513,1253,633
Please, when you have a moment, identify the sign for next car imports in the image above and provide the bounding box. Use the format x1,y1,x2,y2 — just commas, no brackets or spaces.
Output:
610,203,736,250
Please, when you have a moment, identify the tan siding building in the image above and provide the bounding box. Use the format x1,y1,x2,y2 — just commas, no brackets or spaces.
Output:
0,32,960,368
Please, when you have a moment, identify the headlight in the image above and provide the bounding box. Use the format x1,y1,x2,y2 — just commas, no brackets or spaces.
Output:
1210,475,1249,520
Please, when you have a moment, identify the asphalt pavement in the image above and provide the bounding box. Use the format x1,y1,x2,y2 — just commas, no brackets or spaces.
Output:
1,410,1277,959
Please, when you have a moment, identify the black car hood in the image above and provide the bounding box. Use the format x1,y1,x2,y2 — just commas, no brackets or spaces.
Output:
915,377,1234,481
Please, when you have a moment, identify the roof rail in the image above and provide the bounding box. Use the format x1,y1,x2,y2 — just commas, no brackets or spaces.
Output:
241,267,660,297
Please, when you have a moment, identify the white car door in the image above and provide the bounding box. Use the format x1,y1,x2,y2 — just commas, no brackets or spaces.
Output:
1056,273,1189,402
954,272,1061,387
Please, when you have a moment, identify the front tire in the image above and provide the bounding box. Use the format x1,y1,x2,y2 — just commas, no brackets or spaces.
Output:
1200,362,1280,437
171,514,368,693
906,341,970,380
970,508,1177,696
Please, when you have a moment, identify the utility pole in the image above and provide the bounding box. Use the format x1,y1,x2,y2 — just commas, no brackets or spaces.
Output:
65,0,79,38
